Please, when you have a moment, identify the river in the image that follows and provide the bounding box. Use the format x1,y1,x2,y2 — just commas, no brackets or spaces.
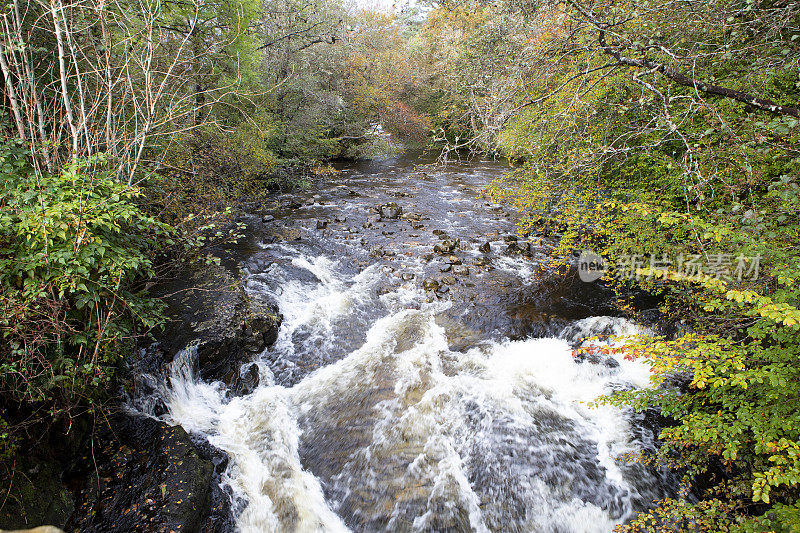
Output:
142,151,674,532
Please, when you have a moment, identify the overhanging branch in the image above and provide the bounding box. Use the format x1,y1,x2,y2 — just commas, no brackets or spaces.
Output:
563,0,800,119
597,29,800,119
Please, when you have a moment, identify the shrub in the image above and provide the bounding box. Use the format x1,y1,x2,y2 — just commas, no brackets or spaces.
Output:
0,142,170,455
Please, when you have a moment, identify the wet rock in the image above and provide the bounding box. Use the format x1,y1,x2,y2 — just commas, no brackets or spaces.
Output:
433,239,458,254
281,198,302,209
348,189,360,197
381,230,395,236
452,266,470,276
269,226,302,242
147,263,281,385
68,415,214,533
262,214,275,223
444,255,462,265
401,273,415,281
440,264,452,273
440,276,457,285
432,229,446,236
573,351,620,368
504,235,518,243
316,219,328,230
478,241,491,254
232,362,261,395
411,222,424,230
334,216,347,223
194,296,280,383
378,202,403,219
422,279,440,291
474,257,490,267
400,213,422,221
436,285,450,294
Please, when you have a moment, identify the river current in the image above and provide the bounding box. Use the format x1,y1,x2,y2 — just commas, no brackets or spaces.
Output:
141,152,673,532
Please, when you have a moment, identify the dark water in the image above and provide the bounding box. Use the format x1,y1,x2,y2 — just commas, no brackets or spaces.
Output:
149,151,673,532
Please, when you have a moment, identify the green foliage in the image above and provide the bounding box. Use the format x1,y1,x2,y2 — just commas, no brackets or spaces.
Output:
0,141,170,455
430,0,800,528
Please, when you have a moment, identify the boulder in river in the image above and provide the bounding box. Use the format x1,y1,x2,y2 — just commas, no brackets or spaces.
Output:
146,262,281,385
378,202,403,219
232,362,262,395
478,241,491,254
316,219,328,229
262,214,275,223
193,294,280,383
281,198,302,209
452,266,470,276
433,239,458,254
440,276,457,285
422,279,440,291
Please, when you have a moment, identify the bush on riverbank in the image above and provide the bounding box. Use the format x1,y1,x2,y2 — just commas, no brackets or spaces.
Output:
0,142,170,460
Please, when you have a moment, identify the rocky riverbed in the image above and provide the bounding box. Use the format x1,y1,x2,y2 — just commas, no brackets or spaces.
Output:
1,151,675,533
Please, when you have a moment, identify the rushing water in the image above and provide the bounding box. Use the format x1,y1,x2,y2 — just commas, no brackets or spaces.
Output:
144,152,673,532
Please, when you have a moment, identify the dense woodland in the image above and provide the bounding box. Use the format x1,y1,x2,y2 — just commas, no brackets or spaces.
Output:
1,0,800,530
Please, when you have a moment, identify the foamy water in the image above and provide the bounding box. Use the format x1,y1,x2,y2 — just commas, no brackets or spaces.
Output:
156,248,667,532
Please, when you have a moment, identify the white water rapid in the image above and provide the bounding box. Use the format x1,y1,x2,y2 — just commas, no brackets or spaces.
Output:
157,244,667,533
